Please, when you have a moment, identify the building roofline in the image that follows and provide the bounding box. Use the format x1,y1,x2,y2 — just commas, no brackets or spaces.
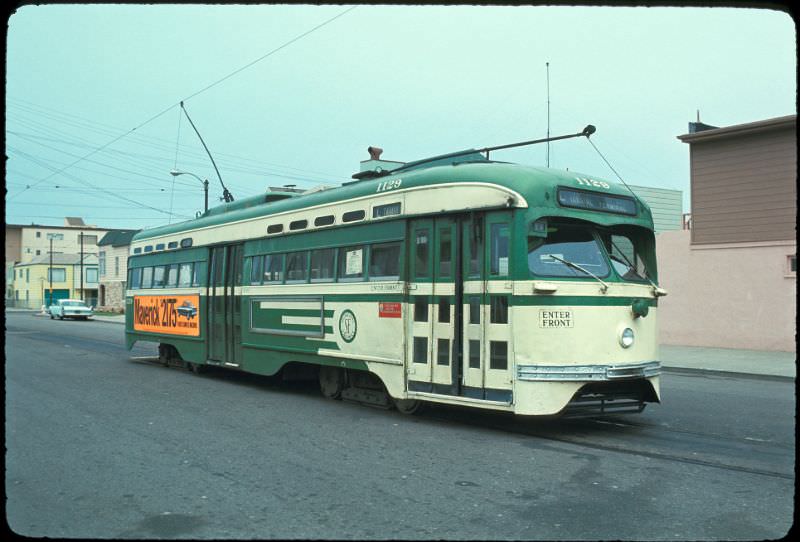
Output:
677,114,796,143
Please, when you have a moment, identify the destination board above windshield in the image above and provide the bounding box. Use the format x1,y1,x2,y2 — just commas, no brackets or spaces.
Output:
557,187,637,216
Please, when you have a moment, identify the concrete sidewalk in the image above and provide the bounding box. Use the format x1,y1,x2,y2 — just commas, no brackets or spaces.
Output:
660,344,795,381
8,308,796,381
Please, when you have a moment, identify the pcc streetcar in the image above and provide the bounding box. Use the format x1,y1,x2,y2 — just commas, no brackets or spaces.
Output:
125,133,665,417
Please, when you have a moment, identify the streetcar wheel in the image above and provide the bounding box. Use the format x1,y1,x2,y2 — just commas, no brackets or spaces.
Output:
319,366,344,399
188,362,206,374
49,314,54,320
394,399,426,415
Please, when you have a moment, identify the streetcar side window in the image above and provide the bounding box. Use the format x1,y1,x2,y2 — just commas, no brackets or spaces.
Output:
414,229,430,278
369,242,401,280
286,251,309,282
439,226,453,278
490,223,510,276
130,267,142,289
141,267,153,289
192,261,203,287
250,255,263,285
263,254,284,283
153,265,167,288
166,265,179,288
310,248,336,282
338,246,365,281
490,296,509,324
490,341,508,370
178,263,193,288
342,210,366,223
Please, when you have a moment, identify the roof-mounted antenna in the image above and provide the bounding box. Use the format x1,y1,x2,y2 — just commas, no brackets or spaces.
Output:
180,101,234,203
546,61,551,167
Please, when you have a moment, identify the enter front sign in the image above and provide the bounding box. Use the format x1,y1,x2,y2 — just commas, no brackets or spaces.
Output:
539,309,573,328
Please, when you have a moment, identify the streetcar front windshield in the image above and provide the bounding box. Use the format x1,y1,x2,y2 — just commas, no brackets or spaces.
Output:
597,227,654,282
528,224,610,278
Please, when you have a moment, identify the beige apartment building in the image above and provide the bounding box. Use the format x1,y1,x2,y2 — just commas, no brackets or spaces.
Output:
657,115,796,351
5,218,120,307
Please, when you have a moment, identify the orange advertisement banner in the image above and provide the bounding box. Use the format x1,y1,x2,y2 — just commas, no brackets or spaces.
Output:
133,295,200,336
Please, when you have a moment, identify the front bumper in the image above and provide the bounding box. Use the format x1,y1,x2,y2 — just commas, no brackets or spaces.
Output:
516,361,660,381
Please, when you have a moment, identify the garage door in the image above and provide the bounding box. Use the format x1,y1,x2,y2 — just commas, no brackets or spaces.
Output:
46,289,70,305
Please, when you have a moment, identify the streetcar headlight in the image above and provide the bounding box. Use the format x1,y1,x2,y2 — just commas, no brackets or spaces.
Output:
620,328,635,348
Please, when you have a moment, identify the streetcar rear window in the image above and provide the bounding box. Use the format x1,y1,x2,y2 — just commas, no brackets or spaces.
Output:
528,226,610,278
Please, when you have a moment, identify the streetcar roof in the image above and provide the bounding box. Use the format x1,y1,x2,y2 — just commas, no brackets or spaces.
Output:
132,161,653,243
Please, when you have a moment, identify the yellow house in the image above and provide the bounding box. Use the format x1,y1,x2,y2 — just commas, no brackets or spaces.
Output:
11,254,99,309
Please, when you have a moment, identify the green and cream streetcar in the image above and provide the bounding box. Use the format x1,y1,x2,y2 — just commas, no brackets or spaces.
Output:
126,131,665,417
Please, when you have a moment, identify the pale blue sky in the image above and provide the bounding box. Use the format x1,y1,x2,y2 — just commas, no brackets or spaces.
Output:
5,4,796,229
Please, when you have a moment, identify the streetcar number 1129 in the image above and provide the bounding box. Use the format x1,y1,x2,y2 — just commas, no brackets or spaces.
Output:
376,179,402,192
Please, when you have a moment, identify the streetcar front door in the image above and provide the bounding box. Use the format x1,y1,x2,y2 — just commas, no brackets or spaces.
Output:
464,211,514,402
207,244,243,366
406,216,459,395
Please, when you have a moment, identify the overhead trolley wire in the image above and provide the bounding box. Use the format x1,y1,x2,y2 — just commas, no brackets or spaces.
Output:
6,5,358,203
7,99,347,183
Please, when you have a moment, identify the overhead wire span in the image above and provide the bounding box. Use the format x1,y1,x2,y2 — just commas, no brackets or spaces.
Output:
6,5,358,203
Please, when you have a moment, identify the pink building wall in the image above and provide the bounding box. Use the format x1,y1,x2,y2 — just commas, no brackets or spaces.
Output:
656,230,796,352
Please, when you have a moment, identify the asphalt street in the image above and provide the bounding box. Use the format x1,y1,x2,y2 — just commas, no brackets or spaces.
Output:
5,311,795,539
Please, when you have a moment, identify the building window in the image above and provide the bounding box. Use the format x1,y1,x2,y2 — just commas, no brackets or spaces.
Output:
36,232,41,238
48,268,66,282
86,268,98,283
35,250,41,256
114,257,119,277
787,254,797,277
99,252,106,276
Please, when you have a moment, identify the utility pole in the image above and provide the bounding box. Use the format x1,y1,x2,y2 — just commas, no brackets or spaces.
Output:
49,237,53,305
46,233,55,306
80,232,84,303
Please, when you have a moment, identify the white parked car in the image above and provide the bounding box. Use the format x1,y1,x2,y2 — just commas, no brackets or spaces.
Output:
49,299,94,320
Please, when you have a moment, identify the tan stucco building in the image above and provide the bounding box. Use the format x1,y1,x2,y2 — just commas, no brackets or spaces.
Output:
657,115,796,351
97,230,139,311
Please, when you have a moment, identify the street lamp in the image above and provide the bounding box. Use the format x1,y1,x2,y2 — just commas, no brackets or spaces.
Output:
170,170,209,213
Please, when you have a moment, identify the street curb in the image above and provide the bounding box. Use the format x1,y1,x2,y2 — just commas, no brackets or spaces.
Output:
92,319,125,325
662,366,795,383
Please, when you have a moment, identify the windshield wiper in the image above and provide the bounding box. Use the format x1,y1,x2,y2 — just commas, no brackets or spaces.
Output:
607,240,666,296
546,254,609,293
